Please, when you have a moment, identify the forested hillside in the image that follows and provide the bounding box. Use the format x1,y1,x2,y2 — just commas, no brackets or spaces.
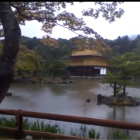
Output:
21,36,76,59
20,35,140,58
9,34,140,80
19,34,140,69
101,35,140,58
105,35,140,54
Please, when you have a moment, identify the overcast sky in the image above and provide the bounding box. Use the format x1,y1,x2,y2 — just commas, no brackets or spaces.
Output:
20,2,140,40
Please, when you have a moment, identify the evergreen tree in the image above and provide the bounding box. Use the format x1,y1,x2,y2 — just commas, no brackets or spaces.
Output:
101,52,140,97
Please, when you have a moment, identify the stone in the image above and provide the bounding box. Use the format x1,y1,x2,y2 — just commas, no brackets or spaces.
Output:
86,98,90,102
127,96,133,101
69,80,73,83
41,80,46,84
6,92,12,97
47,81,54,84
123,96,132,102
97,94,103,103
58,81,67,84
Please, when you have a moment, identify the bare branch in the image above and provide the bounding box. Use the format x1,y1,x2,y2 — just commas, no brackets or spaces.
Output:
56,23,81,36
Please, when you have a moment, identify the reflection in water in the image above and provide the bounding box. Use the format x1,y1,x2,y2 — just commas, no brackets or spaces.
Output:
107,106,126,121
1,78,140,137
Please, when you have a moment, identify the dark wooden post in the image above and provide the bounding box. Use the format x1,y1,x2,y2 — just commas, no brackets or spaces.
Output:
80,67,82,77
15,110,23,140
86,67,88,78
85,67,87,78
76,67,77,76
73,67,76,76
78,67,80,76
92,66,94,78
84,67,86,77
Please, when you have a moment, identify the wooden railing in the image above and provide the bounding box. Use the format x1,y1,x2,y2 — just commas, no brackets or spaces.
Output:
0,109,140,139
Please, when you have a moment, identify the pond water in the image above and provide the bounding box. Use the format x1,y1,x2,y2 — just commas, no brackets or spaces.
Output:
1,78,140,138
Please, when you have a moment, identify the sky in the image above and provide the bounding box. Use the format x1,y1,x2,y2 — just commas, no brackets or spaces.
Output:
20,2,140,40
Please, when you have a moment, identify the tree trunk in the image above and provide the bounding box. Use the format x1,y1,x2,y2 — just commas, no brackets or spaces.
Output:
110,82,117,97
122,84,126,97
113,82,117,97
48,69,51,78
52,72,58,79
33,70,37,77
0,2,21,103
113,107,116,120
17,69,21,76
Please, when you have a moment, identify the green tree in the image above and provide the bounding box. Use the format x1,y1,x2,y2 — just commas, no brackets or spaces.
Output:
22,37,41,50
48,59,70,80
105,34,140,54
0,44,45,77
119,35,130,53
101,52,140,97
15,45,45,76
0,2,124,103
34,44,54,65
101,45,121,58
34,38,74,64
102,70,122,97
133,42,140,54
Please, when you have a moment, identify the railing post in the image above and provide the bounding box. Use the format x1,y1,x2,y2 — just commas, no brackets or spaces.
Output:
15,110,23,140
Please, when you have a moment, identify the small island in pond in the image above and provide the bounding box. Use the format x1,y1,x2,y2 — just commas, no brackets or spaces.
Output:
99,50,140,107
97,94,140,107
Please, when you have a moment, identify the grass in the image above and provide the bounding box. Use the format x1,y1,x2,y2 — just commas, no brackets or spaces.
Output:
0,116,137,139
88,128,100,139
0,117,15,138
108,129,131,139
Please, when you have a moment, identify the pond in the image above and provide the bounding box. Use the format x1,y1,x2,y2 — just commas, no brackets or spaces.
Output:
1,78,140,138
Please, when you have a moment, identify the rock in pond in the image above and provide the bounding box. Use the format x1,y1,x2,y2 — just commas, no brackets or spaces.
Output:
58,81,67,84
69,80,73,84
6,92,12,97
86,98,90,102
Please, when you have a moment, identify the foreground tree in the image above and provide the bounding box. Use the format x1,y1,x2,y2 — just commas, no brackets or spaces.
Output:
0,2,124,103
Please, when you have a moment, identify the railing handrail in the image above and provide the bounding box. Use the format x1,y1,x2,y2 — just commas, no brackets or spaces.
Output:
0,108,139,139
0,109,140,130
21,110,140,130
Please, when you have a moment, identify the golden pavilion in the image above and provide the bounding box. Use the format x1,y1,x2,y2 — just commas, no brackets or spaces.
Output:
61,48,110,76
